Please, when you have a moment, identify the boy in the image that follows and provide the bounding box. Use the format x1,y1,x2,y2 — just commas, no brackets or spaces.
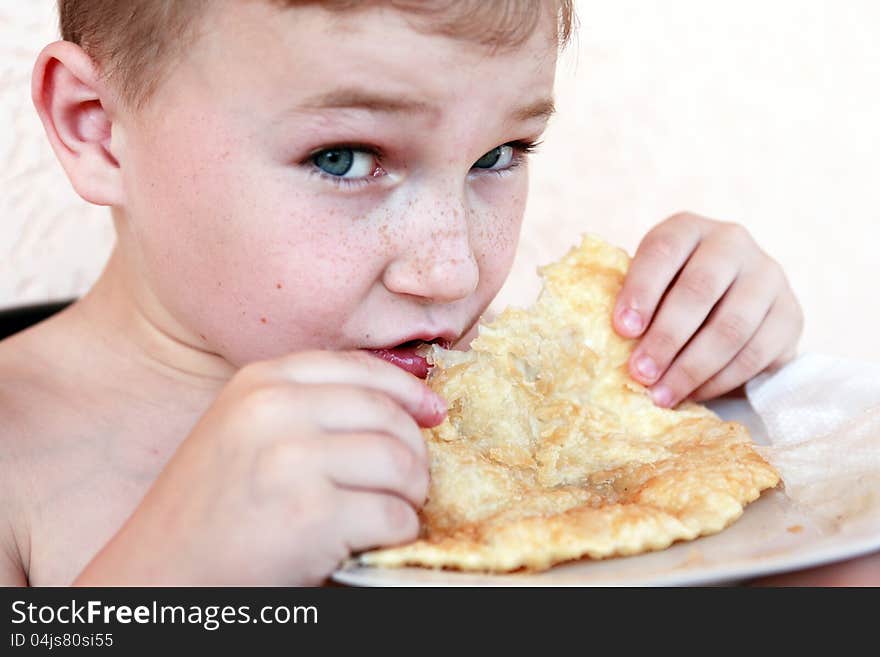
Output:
1,0,864,586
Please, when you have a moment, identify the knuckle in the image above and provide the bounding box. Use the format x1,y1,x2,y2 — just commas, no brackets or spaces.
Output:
237,383,290,421
720,221,751,243
413,468,430,505
672,361,705,391
411,429,429,464
279,349,329,375
381,496,418,537
642,234,683,262
715,312,753,348
665,210,698,228
384,439,428,503
690,381,717,402
360,388,401,420
645,327,679,357
384,439,420,484
253,442,309,492
234,360,273,389
679,267,721,304
734,342,766,374
761,257,785,285
235,384,313,438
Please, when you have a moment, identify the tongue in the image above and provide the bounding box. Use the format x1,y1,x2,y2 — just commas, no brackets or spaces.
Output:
367,345,430,378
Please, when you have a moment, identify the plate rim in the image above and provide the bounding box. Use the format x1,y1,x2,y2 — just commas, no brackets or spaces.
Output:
331,398,880,586
331,528,880,587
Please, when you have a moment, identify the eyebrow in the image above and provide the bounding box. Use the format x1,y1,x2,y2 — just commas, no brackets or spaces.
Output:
299,88,434,115
296,87,555,123
511,97,556,123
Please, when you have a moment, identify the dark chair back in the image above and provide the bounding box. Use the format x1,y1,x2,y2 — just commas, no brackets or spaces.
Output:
0,300,75,341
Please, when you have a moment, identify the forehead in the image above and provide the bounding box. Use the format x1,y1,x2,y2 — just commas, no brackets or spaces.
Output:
144,2,558,124
269,0,565,48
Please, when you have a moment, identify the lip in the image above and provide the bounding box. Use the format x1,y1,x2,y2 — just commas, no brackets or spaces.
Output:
363,333,455,379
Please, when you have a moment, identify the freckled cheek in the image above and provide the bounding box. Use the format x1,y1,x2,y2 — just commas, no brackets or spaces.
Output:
124,129,240,245
214,207,388,348
137,181,240,291
122,125,387,357
471,183,528,288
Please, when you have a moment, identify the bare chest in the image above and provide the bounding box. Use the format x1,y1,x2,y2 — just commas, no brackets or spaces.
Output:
27,456,161,585
9,405,199,586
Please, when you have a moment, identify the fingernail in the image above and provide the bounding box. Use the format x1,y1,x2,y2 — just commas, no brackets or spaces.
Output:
651,385,673,408
620,308,643,335
634,354,659,381
420,393,447,428
431,393,447,417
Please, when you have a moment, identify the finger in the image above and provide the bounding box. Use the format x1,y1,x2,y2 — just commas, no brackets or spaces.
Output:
613,214,703,339
629,239,741,386
306,385,428,464
266,350,446,428
334,488,420,553
320,432,429,507
689,298,801,402
647,270,776,407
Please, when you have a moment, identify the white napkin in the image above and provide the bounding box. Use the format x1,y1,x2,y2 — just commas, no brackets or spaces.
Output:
746,353,880,534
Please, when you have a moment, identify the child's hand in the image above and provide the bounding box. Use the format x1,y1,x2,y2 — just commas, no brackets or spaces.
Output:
612,212,803,408
76,351,444,585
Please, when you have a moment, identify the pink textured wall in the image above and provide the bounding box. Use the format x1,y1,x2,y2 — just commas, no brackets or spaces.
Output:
2,1,878,361
0,1,114,304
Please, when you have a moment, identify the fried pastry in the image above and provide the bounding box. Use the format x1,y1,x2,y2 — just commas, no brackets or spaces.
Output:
362,235,780,572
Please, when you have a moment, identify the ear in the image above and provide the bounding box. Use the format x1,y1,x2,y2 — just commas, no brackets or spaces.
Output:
31,40,124,207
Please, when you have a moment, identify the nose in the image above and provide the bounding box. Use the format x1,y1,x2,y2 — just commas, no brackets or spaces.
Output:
382,189,479,304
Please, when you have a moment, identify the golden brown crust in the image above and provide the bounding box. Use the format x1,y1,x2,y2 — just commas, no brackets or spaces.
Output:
362,235,780,572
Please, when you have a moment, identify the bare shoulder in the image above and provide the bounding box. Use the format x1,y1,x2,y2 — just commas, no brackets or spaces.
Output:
0,320,92,585
0,304,214,584
0,327,67,448
0,330,54,585
0,316,94,450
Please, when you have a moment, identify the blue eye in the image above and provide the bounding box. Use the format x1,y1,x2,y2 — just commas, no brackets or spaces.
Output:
472,145,515,170
312,148,376,178
314,149,352,176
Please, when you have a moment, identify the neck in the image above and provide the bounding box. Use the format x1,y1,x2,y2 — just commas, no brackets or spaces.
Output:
70,245,237,391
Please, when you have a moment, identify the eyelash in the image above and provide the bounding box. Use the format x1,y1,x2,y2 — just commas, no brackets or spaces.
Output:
305,139,543,190
484,139,543,180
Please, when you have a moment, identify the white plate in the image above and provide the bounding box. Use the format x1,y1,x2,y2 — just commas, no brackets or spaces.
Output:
333,398,880,586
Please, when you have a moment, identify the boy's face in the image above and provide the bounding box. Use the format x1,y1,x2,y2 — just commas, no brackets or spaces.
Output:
112,2,558,368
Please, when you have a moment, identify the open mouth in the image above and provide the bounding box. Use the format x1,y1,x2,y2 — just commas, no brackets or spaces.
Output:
365,338,452,379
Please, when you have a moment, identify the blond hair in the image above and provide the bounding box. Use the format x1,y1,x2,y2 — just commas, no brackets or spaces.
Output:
59,0,576,108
